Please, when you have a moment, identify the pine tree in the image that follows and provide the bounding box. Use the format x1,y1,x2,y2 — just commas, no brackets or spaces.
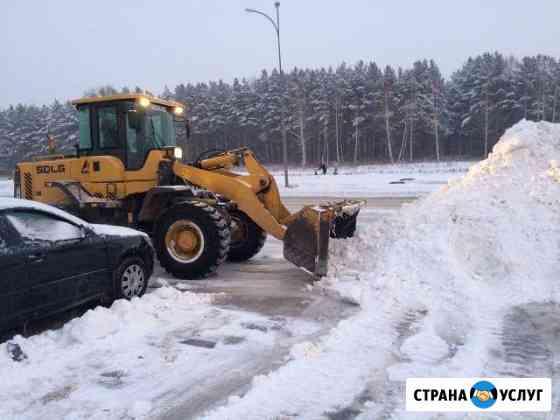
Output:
2,53,560,168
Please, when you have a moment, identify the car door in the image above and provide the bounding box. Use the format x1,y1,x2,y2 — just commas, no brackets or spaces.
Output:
0,215,31,329
4,210,111,319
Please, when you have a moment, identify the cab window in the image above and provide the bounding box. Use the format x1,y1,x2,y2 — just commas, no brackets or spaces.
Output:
126,112,143,169
78,108,92,149
146,110,176,149
98,106,119,149
125,107,176,170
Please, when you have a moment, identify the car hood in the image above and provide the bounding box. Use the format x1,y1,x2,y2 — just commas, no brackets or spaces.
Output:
89,224,149,239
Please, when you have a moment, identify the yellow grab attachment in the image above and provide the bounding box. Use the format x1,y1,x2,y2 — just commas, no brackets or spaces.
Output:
283,200,364,277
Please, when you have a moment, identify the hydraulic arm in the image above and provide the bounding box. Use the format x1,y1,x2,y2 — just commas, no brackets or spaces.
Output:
173,148,363,276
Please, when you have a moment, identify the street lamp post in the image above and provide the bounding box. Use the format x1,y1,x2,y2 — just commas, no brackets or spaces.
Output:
245,2,289,188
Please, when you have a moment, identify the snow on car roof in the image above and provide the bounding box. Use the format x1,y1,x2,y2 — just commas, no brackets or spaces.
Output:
0,198,87,226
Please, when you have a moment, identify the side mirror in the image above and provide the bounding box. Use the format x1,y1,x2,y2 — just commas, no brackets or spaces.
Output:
128,110,142,130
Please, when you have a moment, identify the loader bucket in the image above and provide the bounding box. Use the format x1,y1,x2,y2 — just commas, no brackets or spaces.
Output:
283,200,364,277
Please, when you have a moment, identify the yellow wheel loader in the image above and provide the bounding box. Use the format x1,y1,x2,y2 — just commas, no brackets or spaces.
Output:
14,94,362,279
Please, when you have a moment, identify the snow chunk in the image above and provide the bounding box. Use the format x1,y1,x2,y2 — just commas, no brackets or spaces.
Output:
289,341,322,360
129,400,152,419
400,329,449,364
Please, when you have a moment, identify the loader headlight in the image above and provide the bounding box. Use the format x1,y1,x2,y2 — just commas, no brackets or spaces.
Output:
138,97,151,108
173,147,183,160
173,106,184,115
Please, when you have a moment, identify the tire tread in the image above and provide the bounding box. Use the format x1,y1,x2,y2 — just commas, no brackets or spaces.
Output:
155,201,231,279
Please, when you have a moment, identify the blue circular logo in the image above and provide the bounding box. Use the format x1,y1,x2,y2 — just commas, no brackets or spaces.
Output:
470,381,498,409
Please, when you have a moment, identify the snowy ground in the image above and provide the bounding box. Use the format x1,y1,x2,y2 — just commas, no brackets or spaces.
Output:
2,138,558,420
275,160,472,198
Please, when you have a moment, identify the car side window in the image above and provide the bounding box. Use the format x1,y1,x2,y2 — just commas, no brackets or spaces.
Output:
5,211,84,245
79,107,92,150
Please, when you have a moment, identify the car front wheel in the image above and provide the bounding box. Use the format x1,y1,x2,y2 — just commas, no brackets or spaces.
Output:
114,257,148,300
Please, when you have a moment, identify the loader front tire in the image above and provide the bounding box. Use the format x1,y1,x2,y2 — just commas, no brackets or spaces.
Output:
155,201,230,279
227,210,267,262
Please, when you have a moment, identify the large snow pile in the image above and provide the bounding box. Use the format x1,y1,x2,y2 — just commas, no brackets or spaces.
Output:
204,120,560,419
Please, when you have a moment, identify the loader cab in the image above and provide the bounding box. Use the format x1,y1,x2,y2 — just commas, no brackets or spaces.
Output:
72,94,186,170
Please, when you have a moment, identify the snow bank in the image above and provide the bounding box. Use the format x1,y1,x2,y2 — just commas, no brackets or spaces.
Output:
204,121,560,419
0,287,286,420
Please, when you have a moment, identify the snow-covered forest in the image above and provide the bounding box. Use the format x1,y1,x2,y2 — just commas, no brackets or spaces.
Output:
1,51,559,168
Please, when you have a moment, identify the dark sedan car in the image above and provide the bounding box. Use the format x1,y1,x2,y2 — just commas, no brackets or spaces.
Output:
0,198,154,332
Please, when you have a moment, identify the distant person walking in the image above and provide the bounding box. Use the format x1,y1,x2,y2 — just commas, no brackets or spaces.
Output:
314,162,328,175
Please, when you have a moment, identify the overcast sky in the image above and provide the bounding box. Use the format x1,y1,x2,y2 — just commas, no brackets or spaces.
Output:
1,0,559,107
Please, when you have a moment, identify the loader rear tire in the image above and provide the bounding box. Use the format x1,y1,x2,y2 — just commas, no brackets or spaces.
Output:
227,210,267,262
155,201,230,279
